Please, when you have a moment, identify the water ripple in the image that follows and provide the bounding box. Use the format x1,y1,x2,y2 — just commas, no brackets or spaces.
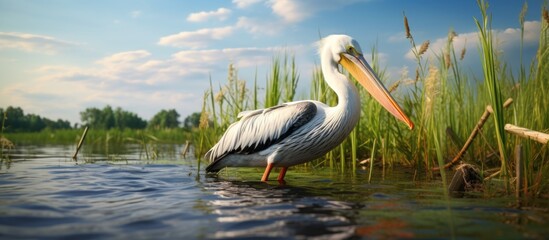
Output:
0,145,548,239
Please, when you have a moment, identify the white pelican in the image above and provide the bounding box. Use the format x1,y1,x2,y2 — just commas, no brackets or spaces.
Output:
205,35,414,182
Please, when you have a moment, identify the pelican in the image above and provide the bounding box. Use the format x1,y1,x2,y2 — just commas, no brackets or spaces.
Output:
205,34,414,182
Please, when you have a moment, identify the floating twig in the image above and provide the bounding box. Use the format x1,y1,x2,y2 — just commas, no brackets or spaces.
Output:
72,126,89,160
432,98,513,171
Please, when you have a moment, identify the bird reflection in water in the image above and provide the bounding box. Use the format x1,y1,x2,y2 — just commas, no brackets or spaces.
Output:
201,178,358,239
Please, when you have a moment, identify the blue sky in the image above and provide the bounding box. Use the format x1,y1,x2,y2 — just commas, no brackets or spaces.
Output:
0,0,544,124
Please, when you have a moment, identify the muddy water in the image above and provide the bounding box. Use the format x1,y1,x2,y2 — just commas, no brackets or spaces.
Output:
0,145,547,239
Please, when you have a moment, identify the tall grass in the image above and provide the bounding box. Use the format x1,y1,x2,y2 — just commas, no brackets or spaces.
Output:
197,1,549,196
475,0,510,188
5,128,190,145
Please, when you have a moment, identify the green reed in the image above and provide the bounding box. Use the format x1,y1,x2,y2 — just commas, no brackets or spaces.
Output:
196,0,549,195
475,0,510,188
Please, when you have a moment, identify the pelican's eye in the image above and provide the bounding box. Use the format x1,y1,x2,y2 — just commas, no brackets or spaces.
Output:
346,46,361,57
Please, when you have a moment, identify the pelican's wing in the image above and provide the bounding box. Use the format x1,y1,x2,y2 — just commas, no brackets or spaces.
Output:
205,101,317,171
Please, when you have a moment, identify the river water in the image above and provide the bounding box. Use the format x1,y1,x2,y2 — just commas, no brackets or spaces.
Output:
0,144,547,239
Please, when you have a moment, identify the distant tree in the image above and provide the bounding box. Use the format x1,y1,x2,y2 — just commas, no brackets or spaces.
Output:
113,107,146,129
47,119,71,130
101,106,115,129
148,109,180,129
81,107,102,129
81,106,146,130
183,112,201,129
80,107,103,129
27,114,46,131
3,106,27,131
0,106,72,132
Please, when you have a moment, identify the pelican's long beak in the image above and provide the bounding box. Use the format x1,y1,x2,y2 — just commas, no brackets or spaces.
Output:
340,53,414,129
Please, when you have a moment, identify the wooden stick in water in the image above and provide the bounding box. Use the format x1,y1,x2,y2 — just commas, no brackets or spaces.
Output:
182,140,190,158
505,124,549,144
72,126,89,160
432,98,513,171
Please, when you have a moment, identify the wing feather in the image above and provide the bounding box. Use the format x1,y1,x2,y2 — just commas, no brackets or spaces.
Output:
205,101,317,171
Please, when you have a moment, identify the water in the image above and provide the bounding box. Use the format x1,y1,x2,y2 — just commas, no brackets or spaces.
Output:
1,145,547,239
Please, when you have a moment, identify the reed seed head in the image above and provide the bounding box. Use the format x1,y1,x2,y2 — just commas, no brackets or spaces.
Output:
419,40,430,56
448,30,457,43
424,66,440,119
519,2,528,25
214,90,225,103
415,67,419,83
404,15,411,39
199,111,209,129
388,80,401,93
444,52,452,69
227,63,236,83
460,39,467,61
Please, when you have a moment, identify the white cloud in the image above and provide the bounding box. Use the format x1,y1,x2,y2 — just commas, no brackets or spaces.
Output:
236,17,283,36
158,26,235,48
96,50,151,65
269,0,308,23
131,10,142,18
172,46,300,68
85,46,297,86
2,44,306,123
405,21,541,61
233,0,263,8
269,0,369,23
187,8,231,22
0,32,77,54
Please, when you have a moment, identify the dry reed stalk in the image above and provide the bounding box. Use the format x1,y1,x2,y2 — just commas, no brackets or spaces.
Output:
72,126,89,160
418,40,429,55
432,98,513,171
182,140,190,158
504,124,549,144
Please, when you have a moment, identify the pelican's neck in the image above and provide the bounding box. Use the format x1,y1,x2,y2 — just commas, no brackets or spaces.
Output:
321,56,361,115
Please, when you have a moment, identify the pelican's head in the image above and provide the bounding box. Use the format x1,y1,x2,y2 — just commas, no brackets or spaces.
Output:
320,34,414,130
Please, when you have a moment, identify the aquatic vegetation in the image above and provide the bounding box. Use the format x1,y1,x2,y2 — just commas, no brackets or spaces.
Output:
197,1,549,196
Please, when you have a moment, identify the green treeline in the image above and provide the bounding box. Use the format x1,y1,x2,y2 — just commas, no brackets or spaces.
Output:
0,106,71,132
1,105,200,133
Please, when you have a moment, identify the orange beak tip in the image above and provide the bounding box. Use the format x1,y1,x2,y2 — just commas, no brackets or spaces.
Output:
409,122,415,130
